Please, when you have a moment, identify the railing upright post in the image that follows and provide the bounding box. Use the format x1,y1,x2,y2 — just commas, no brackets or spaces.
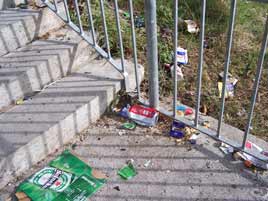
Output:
195,0,206,127
129,0,141,99
114,0,129,91
173,0,178,118
242,15,268,149
144,0,159,109
217,0,237,137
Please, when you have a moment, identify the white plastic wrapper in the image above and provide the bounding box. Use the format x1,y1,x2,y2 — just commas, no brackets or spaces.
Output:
176,47,188,65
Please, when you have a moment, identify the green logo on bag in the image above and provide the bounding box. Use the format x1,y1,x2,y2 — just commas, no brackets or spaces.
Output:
29,167,72,192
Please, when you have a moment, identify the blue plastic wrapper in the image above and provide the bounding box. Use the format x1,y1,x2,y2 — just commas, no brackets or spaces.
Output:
119,107,129,118
176,105,187,112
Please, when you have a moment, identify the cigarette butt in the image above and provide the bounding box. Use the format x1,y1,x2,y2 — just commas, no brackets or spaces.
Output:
19,198,31,201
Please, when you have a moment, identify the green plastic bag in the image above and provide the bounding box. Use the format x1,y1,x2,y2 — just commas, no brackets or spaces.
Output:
17,150,106,201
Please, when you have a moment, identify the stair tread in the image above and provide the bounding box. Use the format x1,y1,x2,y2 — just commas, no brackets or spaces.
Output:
0,8,39,17
0,7,64,57
0,27,94,110
0,40,76,82
0,59,122,152
0,57,125,188
0,7,141,188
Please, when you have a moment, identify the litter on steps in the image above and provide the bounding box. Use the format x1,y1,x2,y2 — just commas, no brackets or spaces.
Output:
16,150,107,201
127,105,159,127
118,159,137,180
219,141,268,170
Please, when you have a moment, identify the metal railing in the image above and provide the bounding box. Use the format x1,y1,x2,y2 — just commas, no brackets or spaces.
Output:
43,0,132,92
42,0,268,162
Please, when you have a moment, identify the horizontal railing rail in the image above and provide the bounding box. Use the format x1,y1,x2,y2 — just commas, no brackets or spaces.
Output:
42,0,268,163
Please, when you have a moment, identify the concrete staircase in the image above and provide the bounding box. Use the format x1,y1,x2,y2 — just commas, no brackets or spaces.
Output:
0,3,142,189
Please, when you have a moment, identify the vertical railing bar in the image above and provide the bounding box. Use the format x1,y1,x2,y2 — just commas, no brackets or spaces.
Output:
242,16,268,149
173,0,178,117
114,0,129,90
100,0,111,59
85,0,97,46
194,0,206,127
73,0,84,34
53,0,58,12
145,0,159,109
217,0,237,137
129,0,141,98
63,0,71,22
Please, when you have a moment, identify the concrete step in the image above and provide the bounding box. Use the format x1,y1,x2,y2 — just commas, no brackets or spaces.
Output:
0,53,142,188
0,6,63,56
0,27,94,111
0,0,27,9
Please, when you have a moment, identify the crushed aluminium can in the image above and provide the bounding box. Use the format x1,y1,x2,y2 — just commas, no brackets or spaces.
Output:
128,104,159,127
169,121,185,139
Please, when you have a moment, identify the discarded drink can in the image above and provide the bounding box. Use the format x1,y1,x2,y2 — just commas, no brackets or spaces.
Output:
170,121,185,139
128,105,159,127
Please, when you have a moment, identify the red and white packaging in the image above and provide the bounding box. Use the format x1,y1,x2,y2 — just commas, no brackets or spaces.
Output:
128,105,159,127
